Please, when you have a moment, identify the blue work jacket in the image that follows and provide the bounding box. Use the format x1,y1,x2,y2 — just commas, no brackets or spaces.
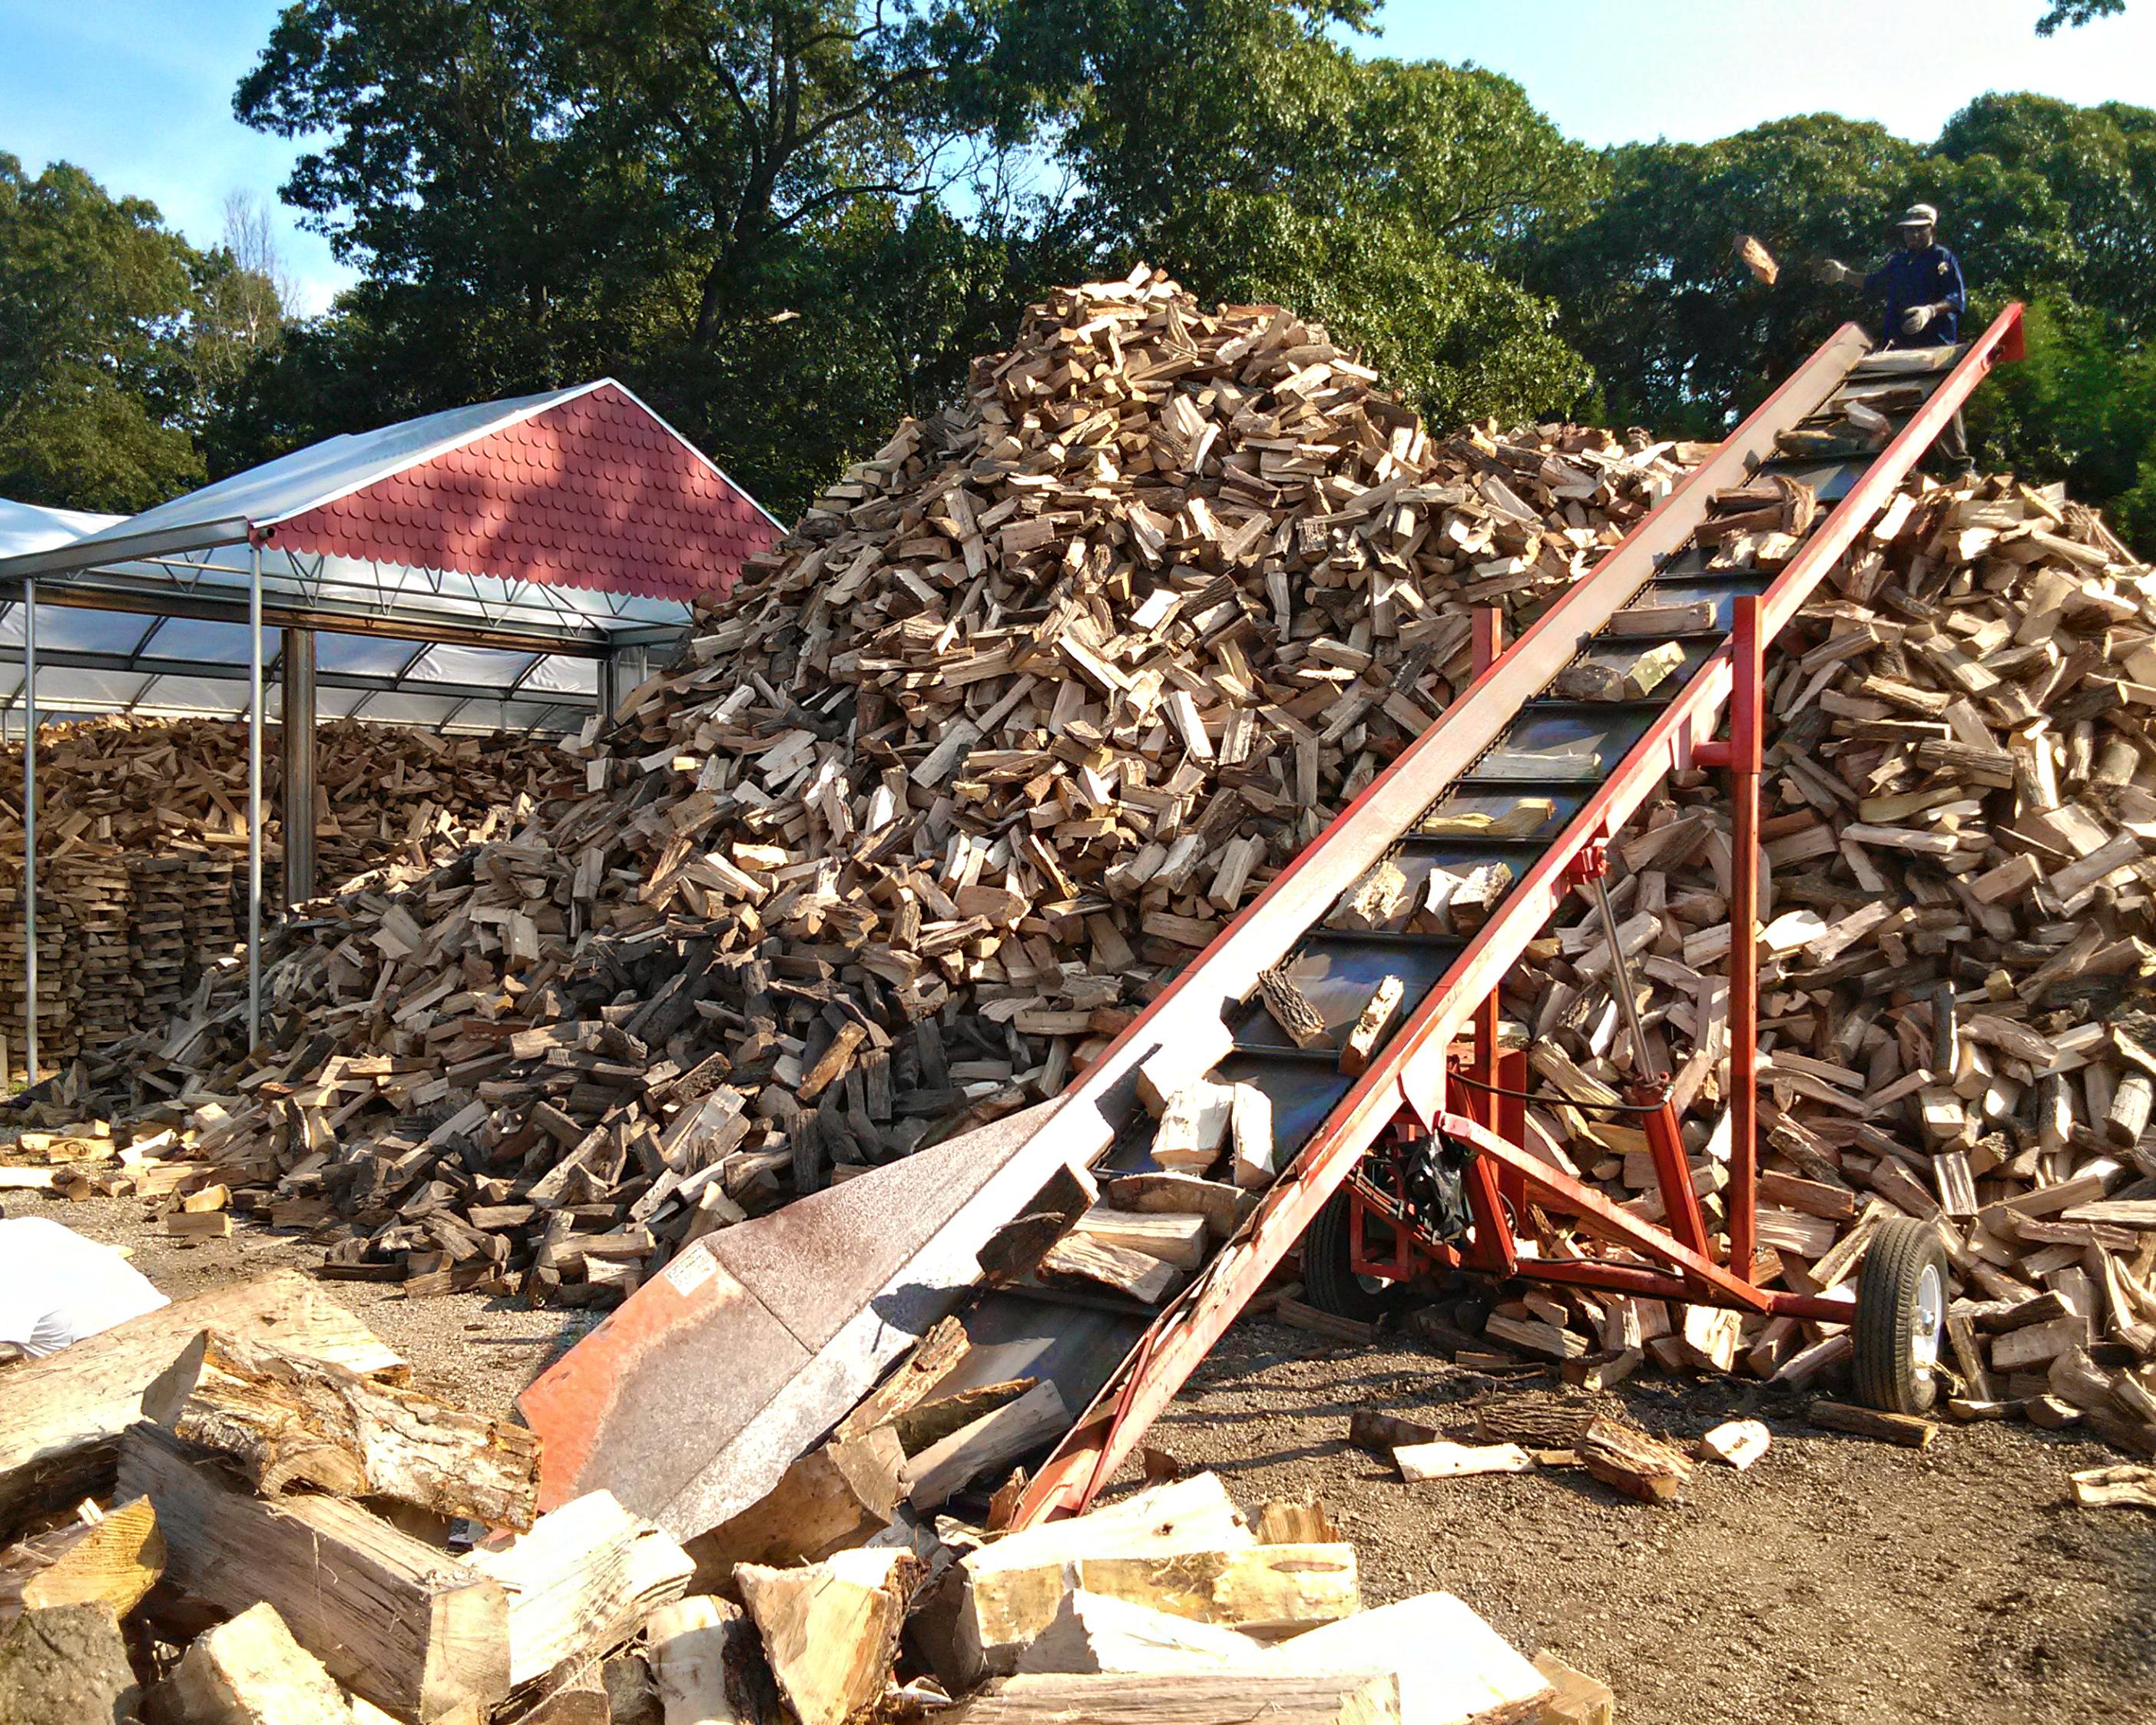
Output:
1864,244,1966,347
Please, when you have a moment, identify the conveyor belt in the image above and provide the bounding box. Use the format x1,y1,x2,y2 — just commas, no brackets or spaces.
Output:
516,310,2025,1541
985,309,2027,1525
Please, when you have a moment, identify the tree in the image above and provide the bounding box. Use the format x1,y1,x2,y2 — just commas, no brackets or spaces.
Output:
0,155,209,512
229,0,1598,510
992,0,1594,424
1528,116,1921,435
230,0,1063,512
2038,0,2125,32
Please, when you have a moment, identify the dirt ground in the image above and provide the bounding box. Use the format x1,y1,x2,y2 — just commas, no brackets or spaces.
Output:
1137,1316,2156,1725
28,1191,2156,1723
45,1192,586,1416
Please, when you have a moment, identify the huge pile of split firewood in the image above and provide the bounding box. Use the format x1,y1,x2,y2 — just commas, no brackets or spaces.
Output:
24,265,2156,1453
0,1268,1601,1725
45,267,1693,1303
1442,469,2156,1448
0,715,571,887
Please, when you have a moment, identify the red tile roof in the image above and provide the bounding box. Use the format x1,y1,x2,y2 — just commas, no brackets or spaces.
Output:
264,382,780,603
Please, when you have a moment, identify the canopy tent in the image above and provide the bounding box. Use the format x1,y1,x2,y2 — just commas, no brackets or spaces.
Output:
0,378,783,1066
0,501,608,733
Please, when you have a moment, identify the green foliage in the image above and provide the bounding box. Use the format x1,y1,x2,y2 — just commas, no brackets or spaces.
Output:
2037,0,2125,34
1532,92,2156,549
1052,17,1597,425
9,6,2156,561
0,157,292,513
228,0,1070,515
1969,292,2156,544
0,155,206,511
1527,115,1926,435
218,0,1593,512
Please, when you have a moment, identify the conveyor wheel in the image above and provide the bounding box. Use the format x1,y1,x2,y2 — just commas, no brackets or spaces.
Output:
1850,1216,1948,1415
1302,1188,1399,1323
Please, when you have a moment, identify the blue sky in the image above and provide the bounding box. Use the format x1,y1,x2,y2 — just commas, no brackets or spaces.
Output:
2,0,2151,315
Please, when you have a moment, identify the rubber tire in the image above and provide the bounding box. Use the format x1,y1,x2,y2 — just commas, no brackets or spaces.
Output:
1301,1190,1399,1323
1851,1216,1949,1415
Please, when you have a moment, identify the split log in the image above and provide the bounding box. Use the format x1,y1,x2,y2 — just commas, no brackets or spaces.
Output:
833,1319,970,1444
1553,641,1686,702
1531,1652,1615,1725
1012,1590,1264,1675
141,1327,540,1530
0,1270,400,1525
1038,1234,1180,1304
1257,969,1330,1051
1808,1400,1936,1449
118,1421,510,1721
1340,978,1404,1078
682,1429,903,1583
1254,1497,1339,1545
2071,1464,2156,1510
1259,1592,1552,1725
0,1495,163,1624
734,1548,919,1725
1346,1410,1443,1455
466,1490,694,1688
1393,1442,1534,1482
1578,1419,1694,1505
1071,1210,1208,1270
949,1671,1403,1725
645,1594,780,1725
155,1601,352,1725
1696,1420,1770,1470
900,1381,1071,1510
955,1473,1254,1680
1104,1173,1251,1240
1068,1545,1358,1640
1230,1085,1278,1192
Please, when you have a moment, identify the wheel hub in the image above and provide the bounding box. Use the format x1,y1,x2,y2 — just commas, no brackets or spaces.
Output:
1911,1263,1944,1370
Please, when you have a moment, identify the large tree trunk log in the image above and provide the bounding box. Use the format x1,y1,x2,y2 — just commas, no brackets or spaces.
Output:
141,1327,539,1531
0,1270,399,1529
117,1422,509,1722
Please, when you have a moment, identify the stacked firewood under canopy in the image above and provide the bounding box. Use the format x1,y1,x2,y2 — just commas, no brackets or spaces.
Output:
0,718,573,1069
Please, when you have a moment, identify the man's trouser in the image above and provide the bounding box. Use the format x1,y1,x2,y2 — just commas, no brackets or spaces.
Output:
1935,407,1972,473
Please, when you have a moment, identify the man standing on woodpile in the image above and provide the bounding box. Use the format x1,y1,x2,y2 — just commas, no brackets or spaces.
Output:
1823,204,1973,473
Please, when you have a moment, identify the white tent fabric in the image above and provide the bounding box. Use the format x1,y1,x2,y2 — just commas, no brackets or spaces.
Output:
0,497,652,735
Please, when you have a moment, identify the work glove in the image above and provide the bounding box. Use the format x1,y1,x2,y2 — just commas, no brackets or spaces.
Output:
1819,259,1860,286
1899,303,1936,335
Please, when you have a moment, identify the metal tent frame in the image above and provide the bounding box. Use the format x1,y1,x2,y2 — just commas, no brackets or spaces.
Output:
0,381,780,1072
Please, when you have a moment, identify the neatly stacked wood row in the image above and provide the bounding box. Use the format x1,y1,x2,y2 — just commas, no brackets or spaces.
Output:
0,718,571,1072
64,267,1692,1305
0,1270,1601,1725
0,715,573,891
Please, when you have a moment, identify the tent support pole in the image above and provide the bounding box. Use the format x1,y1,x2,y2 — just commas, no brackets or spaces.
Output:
596,651,620,730
247,541,263,1046
21,580,36,1086
282,627,316,909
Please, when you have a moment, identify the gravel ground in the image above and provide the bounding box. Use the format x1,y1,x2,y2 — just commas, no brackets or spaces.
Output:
39,1193,586,1418
1132,1316,2156,1725
27,1193,2156,1722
